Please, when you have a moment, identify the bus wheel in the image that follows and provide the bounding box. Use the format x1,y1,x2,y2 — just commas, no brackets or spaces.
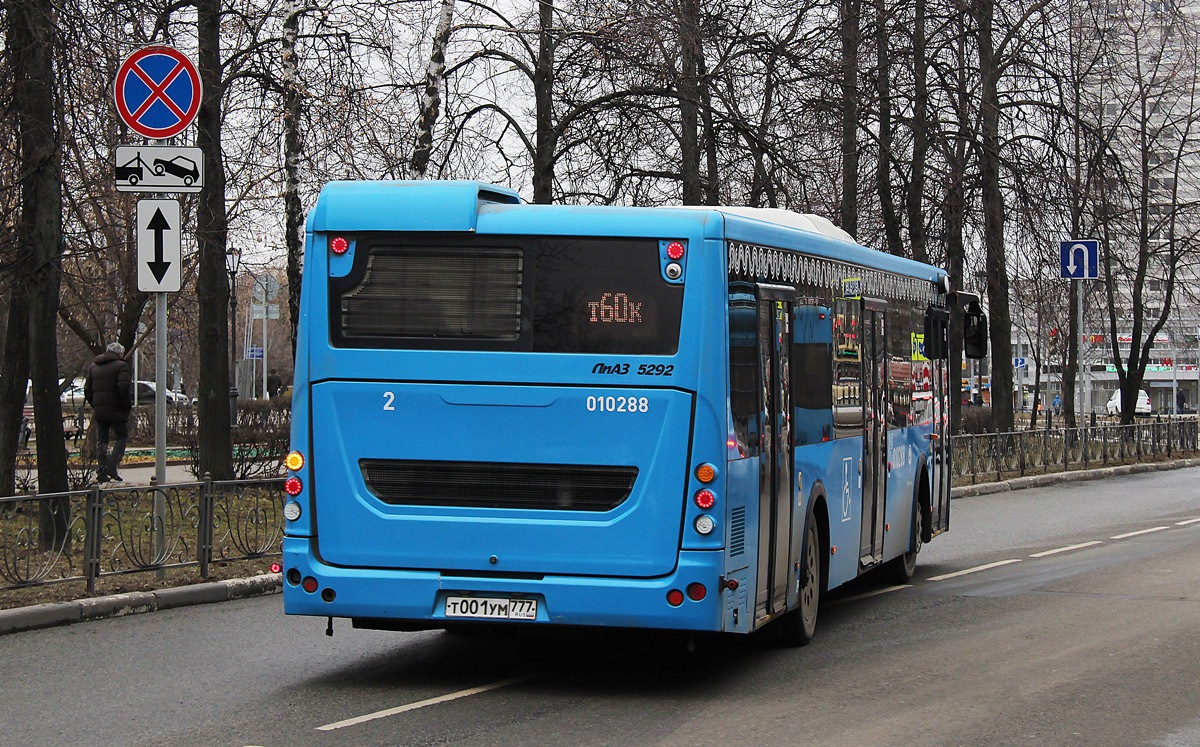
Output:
779,511,822,646
887,498,923,584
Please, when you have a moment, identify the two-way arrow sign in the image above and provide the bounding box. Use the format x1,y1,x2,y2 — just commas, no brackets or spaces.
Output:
137,199,181,292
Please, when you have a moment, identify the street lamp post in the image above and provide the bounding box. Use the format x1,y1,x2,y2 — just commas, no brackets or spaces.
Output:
226,247,242,427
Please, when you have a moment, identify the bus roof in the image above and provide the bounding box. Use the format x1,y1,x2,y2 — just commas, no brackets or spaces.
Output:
309,180,944,283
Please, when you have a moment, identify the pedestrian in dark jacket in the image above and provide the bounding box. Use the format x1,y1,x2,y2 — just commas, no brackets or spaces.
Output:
85,342,133,482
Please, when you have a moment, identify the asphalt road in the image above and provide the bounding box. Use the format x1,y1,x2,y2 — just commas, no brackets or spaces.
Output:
2,468,1199,746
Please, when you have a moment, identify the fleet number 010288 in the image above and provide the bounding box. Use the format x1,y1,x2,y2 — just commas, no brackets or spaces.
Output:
586,395,649,412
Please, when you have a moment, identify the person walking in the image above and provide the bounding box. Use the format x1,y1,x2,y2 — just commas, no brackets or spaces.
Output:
266,368,283,398
85,342,133,482
1052,393,1062,416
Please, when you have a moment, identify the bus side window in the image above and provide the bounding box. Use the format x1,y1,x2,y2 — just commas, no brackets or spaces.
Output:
831,299,862,438
792,305,833,445
729,288,759,457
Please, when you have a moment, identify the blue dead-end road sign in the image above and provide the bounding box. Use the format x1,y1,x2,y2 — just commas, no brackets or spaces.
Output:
1060,239,1099,280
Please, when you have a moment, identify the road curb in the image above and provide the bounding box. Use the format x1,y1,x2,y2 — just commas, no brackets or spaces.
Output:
0,573,281,636
951,456,1200,499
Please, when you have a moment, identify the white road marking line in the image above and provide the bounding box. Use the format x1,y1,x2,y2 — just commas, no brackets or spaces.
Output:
316,674,537,731
927,559,1022,582
1109,526,1169,540
1176,517,1200,526
832,584,911,606
1029,540,1103,558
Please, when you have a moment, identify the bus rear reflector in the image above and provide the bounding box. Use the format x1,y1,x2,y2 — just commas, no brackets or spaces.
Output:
302,577,318,593
666,589,684,606
686,583,706,601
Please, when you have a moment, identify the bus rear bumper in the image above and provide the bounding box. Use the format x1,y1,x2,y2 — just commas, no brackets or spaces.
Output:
282,536,727,632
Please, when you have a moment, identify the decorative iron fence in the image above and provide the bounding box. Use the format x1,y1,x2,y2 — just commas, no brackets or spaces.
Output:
0,476,284,593
951,420,1199,484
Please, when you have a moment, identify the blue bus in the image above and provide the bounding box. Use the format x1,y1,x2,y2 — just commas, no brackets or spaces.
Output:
282,180,986,644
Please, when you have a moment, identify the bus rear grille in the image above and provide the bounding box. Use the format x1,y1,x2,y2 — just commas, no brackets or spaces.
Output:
360,460,638,511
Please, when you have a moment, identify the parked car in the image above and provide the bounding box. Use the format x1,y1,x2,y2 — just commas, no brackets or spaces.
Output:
60,383,88,406
1105,389,1151,416
134,381,189,406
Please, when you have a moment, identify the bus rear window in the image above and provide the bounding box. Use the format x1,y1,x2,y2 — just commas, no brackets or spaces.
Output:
329,236,683,354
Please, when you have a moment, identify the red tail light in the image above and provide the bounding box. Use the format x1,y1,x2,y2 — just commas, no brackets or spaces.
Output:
330,236,349,254
694,490,715,510
666,241,685,260
284,477,303,496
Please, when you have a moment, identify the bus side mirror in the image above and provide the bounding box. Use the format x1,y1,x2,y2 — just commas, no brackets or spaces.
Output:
924,309,949,360
964,302,988,359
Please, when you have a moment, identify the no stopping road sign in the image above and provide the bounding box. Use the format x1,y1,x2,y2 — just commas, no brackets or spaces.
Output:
114,46,201,139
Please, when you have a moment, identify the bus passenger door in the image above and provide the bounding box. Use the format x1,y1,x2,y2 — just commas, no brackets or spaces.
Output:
930,358,951,534
755,285,795,623
859,299,888,567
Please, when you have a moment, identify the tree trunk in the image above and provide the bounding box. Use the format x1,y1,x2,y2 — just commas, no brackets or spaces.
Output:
532,0,555,204
905,0,929,265
411,0,455,180
976,0,1014,433
0,287,30,497
875,0,902,255
196,0,233,480
8,0,68,540
839,0,861,235
282,0,304,363
678,0,702,205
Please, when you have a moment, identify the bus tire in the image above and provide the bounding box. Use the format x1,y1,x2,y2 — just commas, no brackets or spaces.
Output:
887,494,923,584
778,507,823,646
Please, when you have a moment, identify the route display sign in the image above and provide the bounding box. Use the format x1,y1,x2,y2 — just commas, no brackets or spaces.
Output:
1060,239,1100,280
115,145,204,193
114,46,201,139
136,199,181,292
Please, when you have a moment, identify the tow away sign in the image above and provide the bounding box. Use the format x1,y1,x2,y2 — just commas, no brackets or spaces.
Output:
115,145,203,193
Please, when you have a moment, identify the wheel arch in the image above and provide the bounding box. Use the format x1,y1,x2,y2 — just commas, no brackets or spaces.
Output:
807,480,830,594
915,453,932,543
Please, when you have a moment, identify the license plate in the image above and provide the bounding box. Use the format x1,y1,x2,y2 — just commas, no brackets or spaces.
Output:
444,595,538,621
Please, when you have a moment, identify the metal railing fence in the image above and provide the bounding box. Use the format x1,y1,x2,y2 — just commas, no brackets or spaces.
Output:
951,420,1199,484
0,476,284,593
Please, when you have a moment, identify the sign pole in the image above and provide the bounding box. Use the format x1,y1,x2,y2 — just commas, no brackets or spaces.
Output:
1079,280,1086,419
153,137,168,577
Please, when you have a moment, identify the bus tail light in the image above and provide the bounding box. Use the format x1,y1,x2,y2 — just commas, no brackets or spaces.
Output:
695,463,716,483
693,514,715,535
285,450,305,471
686,583,706,601
694,490,715,510
330,236,349,254
284,477,303,496
666,241,686,260
666,589,684,606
